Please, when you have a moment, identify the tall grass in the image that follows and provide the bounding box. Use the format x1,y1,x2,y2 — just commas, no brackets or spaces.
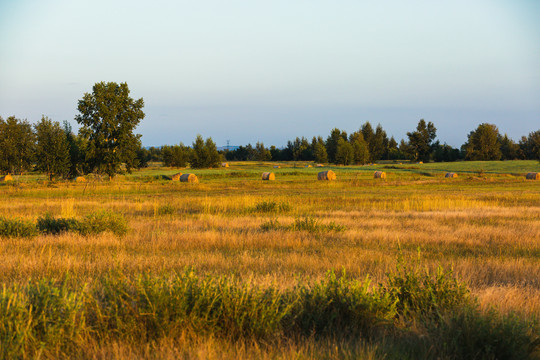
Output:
0,267,537,359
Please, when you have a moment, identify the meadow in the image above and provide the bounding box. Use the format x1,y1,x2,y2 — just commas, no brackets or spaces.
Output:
0,160,539,359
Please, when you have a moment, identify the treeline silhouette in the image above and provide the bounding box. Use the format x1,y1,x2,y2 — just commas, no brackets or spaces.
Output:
1,115,539,178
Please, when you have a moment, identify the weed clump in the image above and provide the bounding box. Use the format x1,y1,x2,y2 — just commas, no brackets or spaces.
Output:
0,217,37,238
291,217,346,233
253,201,291,213
259,216,346,233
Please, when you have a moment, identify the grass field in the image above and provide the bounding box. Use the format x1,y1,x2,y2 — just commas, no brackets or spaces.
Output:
1,160,539,359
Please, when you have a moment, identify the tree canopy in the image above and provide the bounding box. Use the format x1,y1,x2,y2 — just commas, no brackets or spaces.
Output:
75,82,144,178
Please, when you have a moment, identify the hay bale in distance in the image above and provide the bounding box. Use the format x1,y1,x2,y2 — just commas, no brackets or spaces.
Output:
221,163,229,168
318,170,336,181
0,174,13,182
316,164,324,167
526,172,540,180
171,173,182,181
305,165,312,168
75,176,86,183
261,172,275,181
374,171,386,179
273,165,281,168
445,173,458,178
180,173,198,183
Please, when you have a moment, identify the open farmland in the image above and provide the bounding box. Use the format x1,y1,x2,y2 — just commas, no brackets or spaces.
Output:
1,160,539,359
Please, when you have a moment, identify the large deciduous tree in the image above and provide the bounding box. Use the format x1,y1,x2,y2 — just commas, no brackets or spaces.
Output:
34,116,71,180
75,82,144,178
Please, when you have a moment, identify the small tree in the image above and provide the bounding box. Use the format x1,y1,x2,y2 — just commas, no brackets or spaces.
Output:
463,123,501,160
349,131,370,164
312,136,328,163
335,138,354,165
75,82,145,178
407,119,437,162
34,116,70,180
255,142,272,161
162,144,190,167
190,135,220,168
519,130,540,161
0,116,35,174
326,128,347,163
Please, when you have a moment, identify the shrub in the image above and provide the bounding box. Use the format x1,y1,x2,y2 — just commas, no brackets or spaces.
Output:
380,264,470,319
0,217,37,238
77,210,128,236
260,218,282,231
427,307,539,360
37,213,81,235
155,204,176,216
253,201,291,213
291,217,346,233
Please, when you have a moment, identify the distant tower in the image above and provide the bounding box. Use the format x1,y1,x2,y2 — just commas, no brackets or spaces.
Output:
226,139,230,151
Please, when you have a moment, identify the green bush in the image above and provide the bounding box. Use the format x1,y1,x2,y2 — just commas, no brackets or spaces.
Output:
0,217,37,238
291,217,346,233
427,307,539,360
259,218,282,232
37,213,81,235
155,204,176,216
253,201,291,213
77,210,128,236
380,264,470,319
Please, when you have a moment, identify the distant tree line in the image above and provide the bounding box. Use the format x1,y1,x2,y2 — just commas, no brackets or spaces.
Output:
1,81,539,179
222,120,540,164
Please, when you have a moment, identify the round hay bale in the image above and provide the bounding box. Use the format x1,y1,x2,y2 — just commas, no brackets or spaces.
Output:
374,171,386,179
75,176,86,182
445,173,458,178
0,174,14,182
180,173,198,183
318,170,336,181
316,164,324,167
221,162,229,168
273,165,281,168
261,172,275,181
171,173,182,181
526,172,540,180
305,165,312,168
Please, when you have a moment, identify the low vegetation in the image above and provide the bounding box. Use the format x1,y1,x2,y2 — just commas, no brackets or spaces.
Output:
0,161,539,358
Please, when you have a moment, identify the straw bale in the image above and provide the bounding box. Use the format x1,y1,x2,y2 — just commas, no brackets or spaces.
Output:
318,170,336,181
526,172,540,180
261,172,275,181
273,165,281,168
180,173,198,183
374,171,386,179
75,176,86,182
0,174,13,182
445,173,458,178
171,173,182,181
316,164,324,167
221,163,229,167
305,165,312,168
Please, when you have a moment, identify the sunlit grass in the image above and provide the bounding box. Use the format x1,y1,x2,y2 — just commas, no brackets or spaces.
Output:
0,160,539,358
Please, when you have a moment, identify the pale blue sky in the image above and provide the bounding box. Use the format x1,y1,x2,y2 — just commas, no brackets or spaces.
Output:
1,0,538,147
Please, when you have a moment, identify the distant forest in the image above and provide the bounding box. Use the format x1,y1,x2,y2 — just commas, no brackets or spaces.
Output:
1,115,539,179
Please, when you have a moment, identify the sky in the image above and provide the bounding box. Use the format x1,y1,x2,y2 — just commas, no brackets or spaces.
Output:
0,0,539,148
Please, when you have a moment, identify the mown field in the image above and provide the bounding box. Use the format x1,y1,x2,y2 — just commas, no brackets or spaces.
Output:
1,160,539,359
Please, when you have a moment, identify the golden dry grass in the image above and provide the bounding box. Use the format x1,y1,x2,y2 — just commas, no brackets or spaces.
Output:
0,163,539,358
